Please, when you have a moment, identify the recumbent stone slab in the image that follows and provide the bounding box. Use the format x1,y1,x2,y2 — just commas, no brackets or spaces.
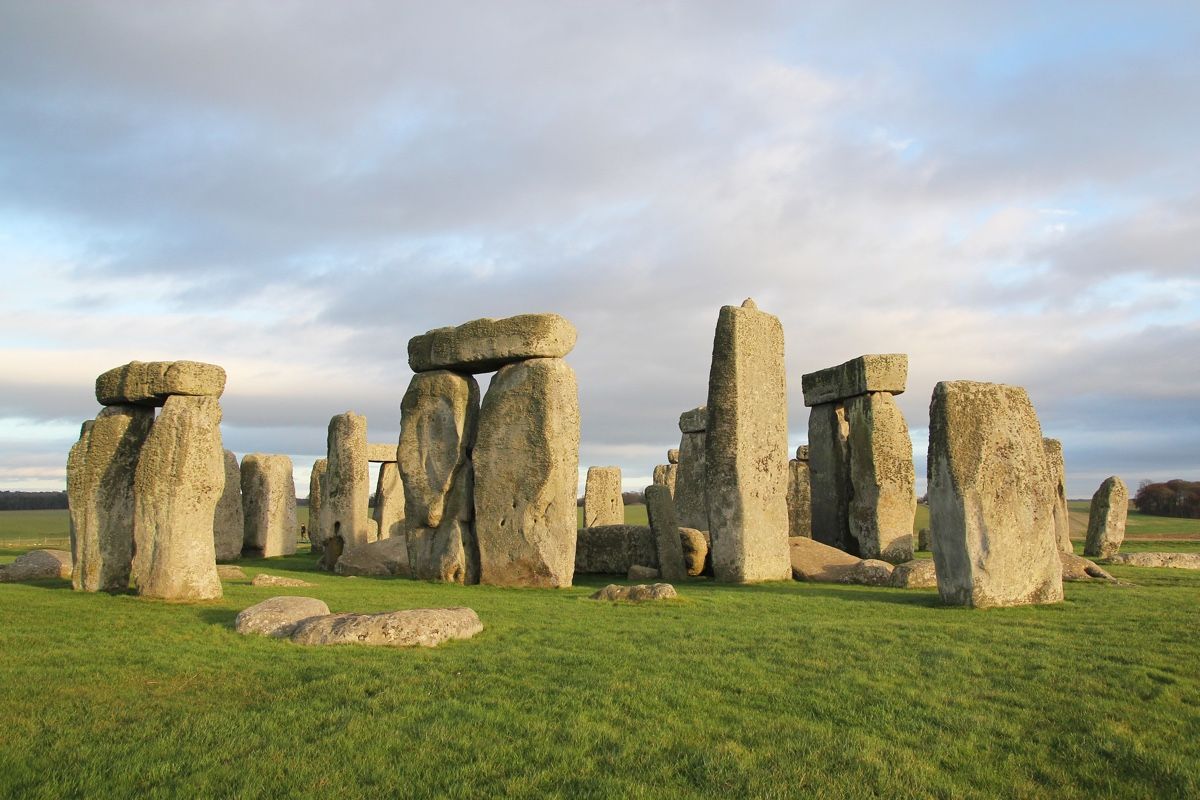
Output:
236,596,330,638
289,607,483,648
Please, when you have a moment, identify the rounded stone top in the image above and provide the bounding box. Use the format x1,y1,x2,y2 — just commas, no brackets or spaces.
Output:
741,298,758,309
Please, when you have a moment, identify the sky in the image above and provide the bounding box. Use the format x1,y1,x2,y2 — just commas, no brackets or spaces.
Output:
1,1,1198,499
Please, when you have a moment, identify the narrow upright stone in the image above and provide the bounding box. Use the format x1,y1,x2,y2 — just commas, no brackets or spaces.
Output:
928,381,1063,608
213,449,244,561
704,300,791,583
787,445,812,539
66,420,94,559
373,462,406,540
1084,476,1128,559
846,393,916,562
674,408,707,531
324,412,372,555
807,401,852,551
1042,438,1072,554
475,358,580,587
307,458,327,552
645,484,686,582
133,395,224,601
240,454,298,558
584,466,624,527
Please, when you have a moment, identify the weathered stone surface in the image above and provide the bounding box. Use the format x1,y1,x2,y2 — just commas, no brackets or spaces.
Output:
307,458,327,553
652,464,677,495
705,300,791,583
1084,476,1128,559
322,412,372,561
252,573,316,587
399,371,479,583
787,458,812,539
408,313,577,374
679,527,708,576
132,395,224,601
475,358,579,588
590,583,677,601
627,564,659,580
928,381,1063,608
917,528,930,551
1106,552,1200,569
95,360,226,406
240,454,298,558
1059,552,1116,582
235,596,330,638
801,354,907,407
216,565,247,580
645,484,686,582
667,449,680,464
674,430,707,530
372,462,406,540
795,445,809,461
72,405,154,593
890,559,938,589
574,525,657,575
0,549,72,582
678,406,707,434
788,536,863,582
66,420,92,564
1043,438,1072,554
807,402,852,552
213,449,244,562
839,559,895,586
334,535,412,577
366,443,398,463
290,607,483,647
584,466,623,528
846,392,916,563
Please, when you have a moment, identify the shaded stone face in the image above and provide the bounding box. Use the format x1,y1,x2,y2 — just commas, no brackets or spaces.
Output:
307,458,328,553
95,360,226,406
1083,476,1128,559
787,458,812,539
807,401,852,552
583,466,623,528
474,358,579,588
1042,438,1072,554
240,454,298,558
678,405,707,434
573,525,657,575
800,354,907,407
213,449,245,562
927,381,1063,608
324,412,372,552
408,313,577,374
372,462,406,541
66,421,93,565
704,301,791,583
673,430,707,531
133,395,224,601
644,484,687,582
846,392,916,562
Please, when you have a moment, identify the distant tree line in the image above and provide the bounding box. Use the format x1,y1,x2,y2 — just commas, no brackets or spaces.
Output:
1133,480,1200,519
0,491,69,511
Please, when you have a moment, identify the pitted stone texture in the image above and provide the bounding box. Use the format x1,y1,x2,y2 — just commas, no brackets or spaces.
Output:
366,443,398,463
240,454,298,558
645,484,687,582
787,458,812,539
475,358,580,588
678,406,707,434
236,596,330,638
651,464,677,495
307,458,327,553
889,559,938,589
928,381,1063,608
372,462,406,540
408,313,577,374
1059,552,1115,582
1084,476,1128,560
0,549,72,582
334,535,412,577
839,559,895,586
801,354,907,407
1043,439,1072,554
590,583,677,602
1107,552,1200,569
574,525,656,575
66,420,92,564
399,371,479,584
252,573,316,587
584,467,623,528
795,445,809,461
72,405,154,593
704,300,791,583
674,430,707,531
808,402,852,552
667,449,680,464
847,392,916,563
679,527,708,576
96,360,226,406
290,607,483,648
323,412,372,557
214,449,244,562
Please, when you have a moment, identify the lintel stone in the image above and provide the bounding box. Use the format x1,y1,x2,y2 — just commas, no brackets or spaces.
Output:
801,354,907,407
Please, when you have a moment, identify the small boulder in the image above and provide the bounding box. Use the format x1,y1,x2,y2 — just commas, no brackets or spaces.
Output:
235,596,330,638
334,536,412,577
590,583,678,601
627,564,659,580
289,607,483,647
890,559,938,588
1060,552,1116,582
216,565,247,580
252,573,316,588
838,559,894,586
678,527,708,576
0,549,72,582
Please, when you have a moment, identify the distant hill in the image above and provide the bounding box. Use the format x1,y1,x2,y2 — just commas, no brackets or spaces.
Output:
0,491,68,511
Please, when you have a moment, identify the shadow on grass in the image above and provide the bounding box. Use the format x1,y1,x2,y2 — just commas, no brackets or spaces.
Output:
198,607,239,628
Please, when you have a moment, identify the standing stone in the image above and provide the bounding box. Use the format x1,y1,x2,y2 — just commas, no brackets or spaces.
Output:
1043,438,1072,554
72,405,154,593
241,454,298,558
307,458,327,553
704,299,791,583
373,462,406,540
66,420,94,559
807,401,852,551
475,358,579,588
667,449,680,464
584,466,623,527
133,395,224,601
213,449,244,561
928,381,1063,608
645,484,686,582
398,371,480,583
1084,476,1128,559
846,392,916,562
787,445,812,539
674,407,708,531
324,412,372,557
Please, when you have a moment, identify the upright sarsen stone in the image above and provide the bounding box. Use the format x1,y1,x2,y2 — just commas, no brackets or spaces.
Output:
846,393,916,562
645,484,686,582
324,412,372,554
807,402,852,551
133,395,224,601
1084,476,1128,559
928,381,1063,608
373,462,406,540
66,420,94,558
674,407,707,531
475,358,579,587
1043,438,1071,554
703,300,791,583
584,467,623,527
787,446,812,539
307,458,327,552
213,449,244,561
241,454,298,558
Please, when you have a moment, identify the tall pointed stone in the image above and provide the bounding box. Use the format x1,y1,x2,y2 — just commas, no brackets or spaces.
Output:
846,393,916,562
240,454,298,558
373,461,406,540
674,406,708,531
1084,476,1128,559
213,449,244,561
133,395,224,601
307,458,327,553
584,466,623,527
323,412,371,560
704,299,791,583
1042,438,1071,554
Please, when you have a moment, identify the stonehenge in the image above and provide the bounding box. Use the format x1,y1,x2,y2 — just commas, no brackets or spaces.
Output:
787,445,812,539
645,484,687,582
307,458,327,552
373,463,406,540
1043,438,1072,554
927,381,1063,608
213,449,245,561
241,454,298,558
584,467,623,527
803,354,915,563
1084,476,1128,559
320,412,373,562
408,313,577,373
673,405,708,531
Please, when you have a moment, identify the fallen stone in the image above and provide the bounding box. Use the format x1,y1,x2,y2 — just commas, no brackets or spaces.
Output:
838,559,895,586
252,573,317,588
846,392,916,563
574,525,657,575
788,536,860,582
235,596,331,638
1059,552,1116,582
216,565,247,580
213,449,244,562
365,443,398,463
645,484,687,582
334,536,412,577
95,360,226,406
673,428,707,530
372,462,406,540
590,583,677,601
1043,438,1072,554
667,449,680,464
289,607,484,647
627,564,659,581
240,454,298,558
0,549,72,582
801,354,908,407
889,559,938,589
678,406,707,434
584,466,623,528
1084,476,1128,560
1106,552,1200,569
408,313,577,373
678,527,708,576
